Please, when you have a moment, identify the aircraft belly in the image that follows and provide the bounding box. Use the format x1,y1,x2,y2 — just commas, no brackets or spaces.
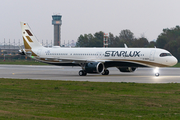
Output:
104,61,147,68
48,63,80,66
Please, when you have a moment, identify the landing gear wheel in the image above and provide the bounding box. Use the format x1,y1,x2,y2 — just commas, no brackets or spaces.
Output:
79,70,83,76
83,71,87,76
79,70,87,76
155,73,159,77
102,69,109,75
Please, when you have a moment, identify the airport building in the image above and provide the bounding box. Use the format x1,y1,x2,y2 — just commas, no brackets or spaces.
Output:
52,14,62,46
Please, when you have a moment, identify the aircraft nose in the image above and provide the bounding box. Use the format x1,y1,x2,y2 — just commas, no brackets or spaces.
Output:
171,56,178,66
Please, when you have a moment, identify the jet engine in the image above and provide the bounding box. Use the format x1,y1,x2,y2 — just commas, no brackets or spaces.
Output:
118,67,137,72
85,62,104,73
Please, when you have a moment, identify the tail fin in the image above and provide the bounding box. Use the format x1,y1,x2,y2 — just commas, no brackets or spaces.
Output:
20,22,43,50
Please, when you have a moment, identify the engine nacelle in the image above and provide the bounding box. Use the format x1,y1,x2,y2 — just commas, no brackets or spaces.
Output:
85,62,104,73
118,67,137,72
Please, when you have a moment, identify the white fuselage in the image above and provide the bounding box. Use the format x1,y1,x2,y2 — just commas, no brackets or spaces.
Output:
31,47,177,67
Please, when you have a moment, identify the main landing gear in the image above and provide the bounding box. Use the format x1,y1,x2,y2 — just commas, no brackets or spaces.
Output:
78,69,109,76
79,70,87,76
102,69,109,75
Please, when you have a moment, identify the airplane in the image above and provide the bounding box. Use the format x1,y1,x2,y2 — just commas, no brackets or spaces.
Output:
19,22,178,77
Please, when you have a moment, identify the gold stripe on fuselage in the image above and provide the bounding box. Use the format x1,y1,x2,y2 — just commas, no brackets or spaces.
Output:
37,57,169,67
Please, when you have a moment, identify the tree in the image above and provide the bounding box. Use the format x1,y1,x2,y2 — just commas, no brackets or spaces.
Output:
156,25,180,61
164,41,179,59
148,41,156,48
94,31,104,41
133,37,149,47
108,33,115,47
119,29,135,46
156,36,168,48
76,32,104,47
76,34,89,47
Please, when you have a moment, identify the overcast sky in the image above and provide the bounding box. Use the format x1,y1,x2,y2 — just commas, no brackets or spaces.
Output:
1,0,180,45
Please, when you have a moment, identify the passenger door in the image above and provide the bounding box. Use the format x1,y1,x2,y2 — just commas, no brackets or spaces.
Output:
149,50,155,61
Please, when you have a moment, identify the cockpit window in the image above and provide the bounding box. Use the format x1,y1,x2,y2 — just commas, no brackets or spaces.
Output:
159,53,172,57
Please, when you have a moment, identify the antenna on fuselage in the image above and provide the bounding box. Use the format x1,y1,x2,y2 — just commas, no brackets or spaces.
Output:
124,44,128,48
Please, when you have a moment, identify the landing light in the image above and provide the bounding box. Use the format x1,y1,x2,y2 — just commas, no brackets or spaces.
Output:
154,67,159,73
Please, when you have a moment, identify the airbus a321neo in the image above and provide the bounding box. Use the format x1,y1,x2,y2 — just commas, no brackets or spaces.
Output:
19,22,178,77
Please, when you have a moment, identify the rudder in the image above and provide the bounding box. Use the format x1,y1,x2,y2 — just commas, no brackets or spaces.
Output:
20,22,43,50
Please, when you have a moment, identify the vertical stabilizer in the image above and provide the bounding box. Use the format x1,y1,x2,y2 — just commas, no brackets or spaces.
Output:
20,22,43,50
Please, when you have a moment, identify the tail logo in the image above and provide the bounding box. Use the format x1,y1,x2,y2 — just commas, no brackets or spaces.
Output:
26,36,33,42
25,30,33,36
21,22,43,57
23,37,31,49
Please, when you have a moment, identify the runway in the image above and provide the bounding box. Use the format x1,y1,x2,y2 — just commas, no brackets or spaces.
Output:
0,64,180,83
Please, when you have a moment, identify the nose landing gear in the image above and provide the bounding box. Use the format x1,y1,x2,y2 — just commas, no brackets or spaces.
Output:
155,73,160,77
154,67,159,77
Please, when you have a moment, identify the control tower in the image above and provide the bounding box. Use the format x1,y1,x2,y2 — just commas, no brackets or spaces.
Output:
52,15,62,46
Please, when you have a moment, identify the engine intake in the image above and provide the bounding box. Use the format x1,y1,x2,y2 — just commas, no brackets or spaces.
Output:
85,62,104,73
118,67,136,72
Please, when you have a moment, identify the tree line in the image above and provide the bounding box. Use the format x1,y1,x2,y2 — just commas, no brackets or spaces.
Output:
76,26,180,61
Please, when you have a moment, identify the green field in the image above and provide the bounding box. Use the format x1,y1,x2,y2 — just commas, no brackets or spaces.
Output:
0,78,180,120
173,62,180,67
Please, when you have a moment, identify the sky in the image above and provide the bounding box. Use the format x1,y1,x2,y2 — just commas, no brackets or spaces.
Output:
1,0,180,45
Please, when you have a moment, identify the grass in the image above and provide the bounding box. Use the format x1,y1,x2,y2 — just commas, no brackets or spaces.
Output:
0,79,180,119
173,62,180,67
